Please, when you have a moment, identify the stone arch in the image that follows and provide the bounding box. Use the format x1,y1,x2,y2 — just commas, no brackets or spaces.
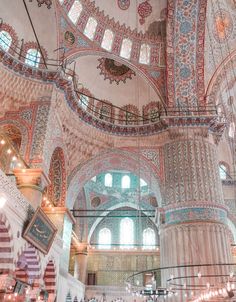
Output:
67,149,163,209
88,201,157,243
15,244,41,285
45,147,67,207
0,120,29,159
0,212,14,274
43,259,56,301
66,50,165,107
206,49,236,107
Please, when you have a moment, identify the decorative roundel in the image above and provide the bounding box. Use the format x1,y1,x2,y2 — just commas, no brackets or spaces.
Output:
64,31,75,45
117,0,130,10
91,196,101,208
213,10,233,43
138,0,153,25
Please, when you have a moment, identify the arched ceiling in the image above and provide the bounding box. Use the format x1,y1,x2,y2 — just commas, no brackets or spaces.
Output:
0,0,58,61
70,55,162,109
204,0,236,88
92,0,167,33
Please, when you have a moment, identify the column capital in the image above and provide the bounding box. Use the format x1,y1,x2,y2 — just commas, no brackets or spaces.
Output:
13,168,50,192
42,207,76,224
13,168,50,209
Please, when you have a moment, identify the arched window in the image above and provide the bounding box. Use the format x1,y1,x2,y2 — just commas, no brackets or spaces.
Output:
219,163,228,180
104,173,112,187
140,178,147,187
68,0,83,24
25,49,41,68
79,95,89,110
143,228,155,249
120,218,134,248
0,30,12,51
229,122,235,138
122,175,130,189
120,38,132,60
139,44,151,65
101,29,114,51
84,17,97,40
98,228,111,249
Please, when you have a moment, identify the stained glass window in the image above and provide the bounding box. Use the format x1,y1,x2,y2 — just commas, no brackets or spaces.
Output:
105,173,112,187
140,178,147,187
122,175,130,189
0,31,12,51
79,95,89,110
139,44,151,65
229,122,235,138
219,163,227,180
120,218,134,248
84,17,97,40
143,228,155,249
120,38,132,60
68,0,82,24
25,49,41,68
99,228,111,249
101,29,114,51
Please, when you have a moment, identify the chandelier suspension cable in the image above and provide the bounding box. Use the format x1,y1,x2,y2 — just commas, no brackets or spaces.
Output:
22,0,48,68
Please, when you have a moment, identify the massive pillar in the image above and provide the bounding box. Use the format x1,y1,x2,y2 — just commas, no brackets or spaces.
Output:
160,129,232,300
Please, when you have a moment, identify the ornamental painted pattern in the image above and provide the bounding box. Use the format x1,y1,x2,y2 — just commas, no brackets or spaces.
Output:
97,58,135,85
213,10,233,42
164,139,224,206
165,207,227,225
47,147,66,207
117,0,130,10
138,1,153,25
166,0,207,107
30,104,50,162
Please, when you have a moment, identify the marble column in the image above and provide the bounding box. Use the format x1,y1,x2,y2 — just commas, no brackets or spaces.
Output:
74,244,88,284
160,129,232,300
13,168,49,209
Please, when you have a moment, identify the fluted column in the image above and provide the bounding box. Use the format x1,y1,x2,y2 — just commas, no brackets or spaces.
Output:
13,168,49,209
160,129,232,300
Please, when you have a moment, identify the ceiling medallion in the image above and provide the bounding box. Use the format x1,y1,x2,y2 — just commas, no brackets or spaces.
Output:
64,31,75,45
138,0,153,25
29,0,52,9
213,10,233,42
97,58,135,85
117,0,130,10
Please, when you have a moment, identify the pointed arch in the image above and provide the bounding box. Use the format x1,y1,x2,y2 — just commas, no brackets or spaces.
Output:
67,149,163,209
43,260,56,299
15,244,41,284
0,212,14,274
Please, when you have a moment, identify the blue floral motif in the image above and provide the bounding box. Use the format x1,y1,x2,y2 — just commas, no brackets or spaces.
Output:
150,71,160,79
78,36,89,47
180,66,191,79
180,21,192,34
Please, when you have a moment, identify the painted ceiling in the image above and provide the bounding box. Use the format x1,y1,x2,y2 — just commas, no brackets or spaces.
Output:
70,55,161,109
92,0,167,33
